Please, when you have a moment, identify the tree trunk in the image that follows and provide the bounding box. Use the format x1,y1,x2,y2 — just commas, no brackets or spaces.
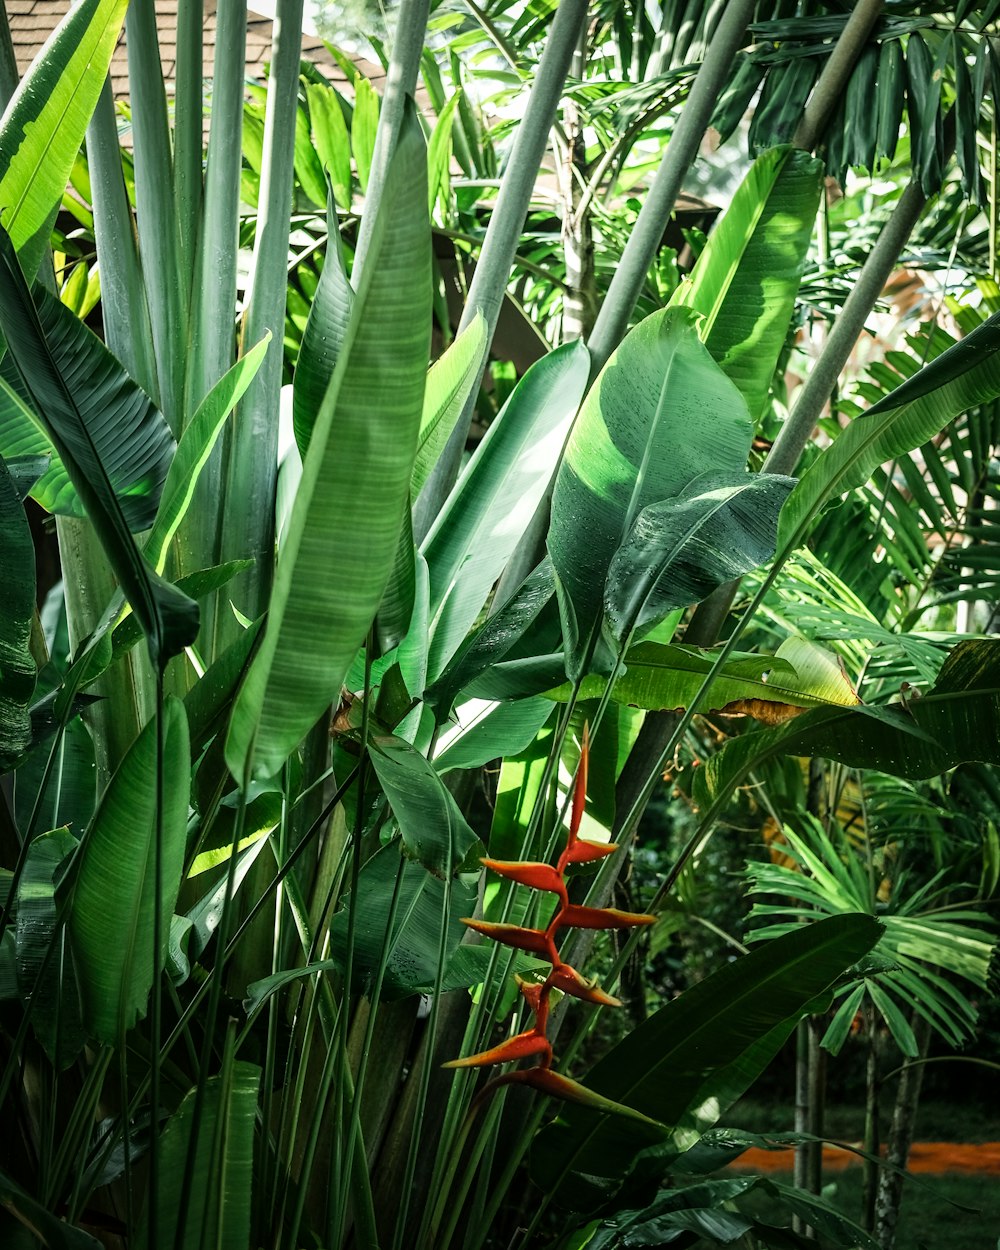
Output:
875,1013,933,1249
861,1005,881,1231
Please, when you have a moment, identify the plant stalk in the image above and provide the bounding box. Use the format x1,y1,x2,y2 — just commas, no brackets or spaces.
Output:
585,0,755,375
413,0,591,539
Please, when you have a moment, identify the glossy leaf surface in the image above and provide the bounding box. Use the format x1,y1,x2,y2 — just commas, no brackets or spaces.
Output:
68,698,190,1043
136,1061,259,1250
670,146,822,420
0,0,128,279
604,468,796,645
424,339,589,683
548,308,753,675
226,101,431,779
532,914,881,1207
0,226,197,663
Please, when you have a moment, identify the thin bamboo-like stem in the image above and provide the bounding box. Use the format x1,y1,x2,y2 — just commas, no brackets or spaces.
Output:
86,81,159,400
125,0,185,433
217,0,304,644
353,0,431,279
187,0,246,409
147,667,168,1250
585,0,755,375
173,0,204,298
413,0,591,539
177,0,248,611
792,0,884,152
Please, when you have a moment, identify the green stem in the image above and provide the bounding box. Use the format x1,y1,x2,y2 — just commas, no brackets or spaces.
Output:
413,0,591,538
792,0,885,152
217,0,304,642
353,0,431,280
586,0,755,374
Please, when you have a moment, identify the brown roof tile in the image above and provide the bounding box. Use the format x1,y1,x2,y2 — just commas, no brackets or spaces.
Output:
8,0,363,96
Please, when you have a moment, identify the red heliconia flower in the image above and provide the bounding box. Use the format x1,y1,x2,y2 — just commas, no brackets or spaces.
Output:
445,724,657,1117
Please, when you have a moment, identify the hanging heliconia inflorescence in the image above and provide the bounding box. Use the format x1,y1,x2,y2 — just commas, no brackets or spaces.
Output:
445,727,658,1114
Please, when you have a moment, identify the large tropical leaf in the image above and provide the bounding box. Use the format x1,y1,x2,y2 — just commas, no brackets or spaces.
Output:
368,733,480,877
67,698,190,1043
548,635,860,715
604,468,796,645
776,310,1000,557
670,145,822,420
0,273,175,532
226,100,432,780
432,695,554,772
411,313,488,498
292,202,353,457
0,227,198,664
136,1059,259,1250
548,308,755,677
0,454,34,767
424,555,558,714
0,1167,102,1249
0,0,129,280
423,339,589,684
694,639,1000,819
531,914,881,1209
327,844,477,998
146,335,270,572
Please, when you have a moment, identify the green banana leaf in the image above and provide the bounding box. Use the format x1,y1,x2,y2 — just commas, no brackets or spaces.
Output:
694,638,1000,818
0,226,198,664
0,454,34,768
670,146,822,420
145,335,270,571
327,844,478,999
0,279,175,532
423,339,589,684
368,733,480,877
424,556,557,714
411,313,488,498
777,310,1000,556
604,468,796,645
547,635,860,714
586,1176,877,1250
226,100,431,780
136,1060,259,1250
432,695,554,773
0,0,128,280
548,308,756,678
292,201,353,456
108,561,252,660
67,698,190,1043
15,827,85,1068
184,619,263,758
531,914,881,1210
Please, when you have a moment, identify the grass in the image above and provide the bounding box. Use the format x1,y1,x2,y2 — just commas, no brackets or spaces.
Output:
738,1167,1000,1250
722,1098,999,1248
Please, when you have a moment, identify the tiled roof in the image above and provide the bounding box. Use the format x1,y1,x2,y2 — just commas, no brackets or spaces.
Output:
7,0,385,102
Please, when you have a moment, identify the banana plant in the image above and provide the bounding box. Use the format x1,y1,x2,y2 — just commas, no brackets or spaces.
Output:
3,3,1000,1250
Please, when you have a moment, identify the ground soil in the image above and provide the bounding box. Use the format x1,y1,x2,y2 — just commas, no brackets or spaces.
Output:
735,1142,1000,1175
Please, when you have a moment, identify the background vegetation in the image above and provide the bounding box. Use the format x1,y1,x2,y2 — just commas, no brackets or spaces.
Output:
0,1,999,1248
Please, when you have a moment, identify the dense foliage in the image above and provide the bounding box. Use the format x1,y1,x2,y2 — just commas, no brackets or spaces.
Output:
0,2,998,1248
